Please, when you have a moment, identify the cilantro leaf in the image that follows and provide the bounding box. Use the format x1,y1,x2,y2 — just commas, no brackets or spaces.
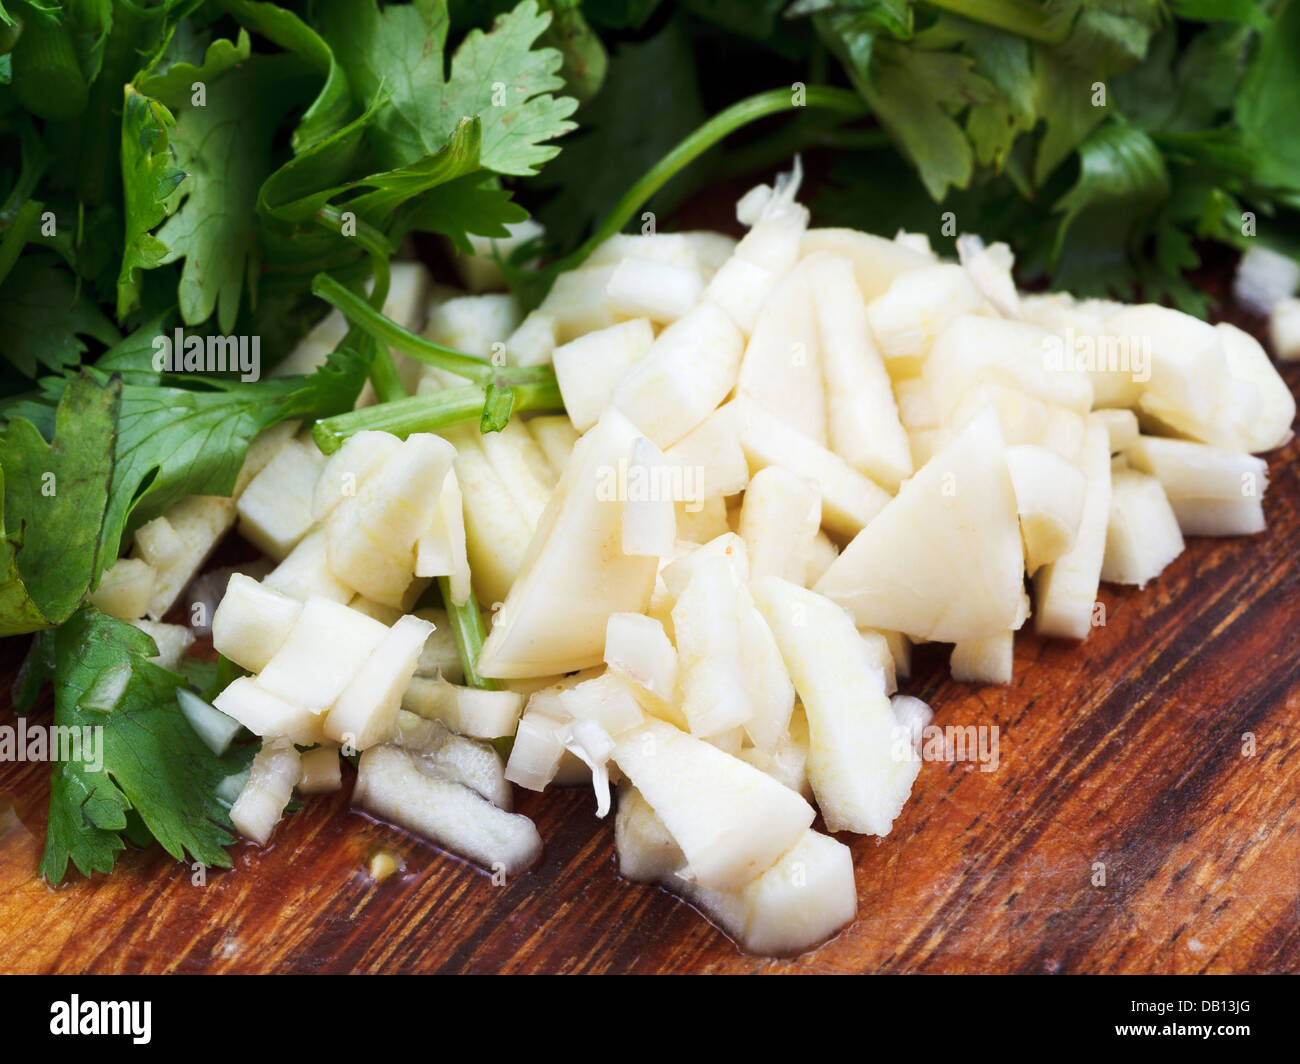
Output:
808,7,993,201
329,116,485,226
862,42,996,200
0,256,120,377
116,86,186,322
97,340,367,568
402,172,529,255
539,0,608,105
1049,122,1171,297
951,20,1036,171
1,370,119,632
1236,0,1300,196
134,28,253,106
152,54,309,331
2,327,367,592
219,0,356,153
43,769,129,880
318,0,576,175
37,604,255,884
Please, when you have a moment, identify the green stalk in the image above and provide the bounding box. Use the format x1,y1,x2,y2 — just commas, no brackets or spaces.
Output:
438,577,499,691
543,85,865,281
716,112,884,182
311,371,562,453
312,272,494,385
921,0,1072,43
314,207,406,404
78,4,142,207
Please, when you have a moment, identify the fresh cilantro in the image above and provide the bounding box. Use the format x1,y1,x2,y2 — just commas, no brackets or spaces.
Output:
1236,0,1300,196
539,0,608,105
1,371,119,634
116,87,187,322
134,25,252,103
219,0,354,153
153,53,306,331
0,257,120,377
318,0,576,176
32,604,255,884
0,0,581,887
401,173,530,256
2,321,368,597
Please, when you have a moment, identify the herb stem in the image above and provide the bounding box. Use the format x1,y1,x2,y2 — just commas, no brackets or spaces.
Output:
314,207,407,404
311,370,562,453
312,272,494,385
543,85,865,282
438,577,498,691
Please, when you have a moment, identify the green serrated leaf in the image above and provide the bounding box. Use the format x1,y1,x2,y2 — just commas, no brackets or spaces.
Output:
135,28,252,107
116,86,185,322
1236,0,1300,194
540,0,608,105
332,116,485,226
38,605,255,884
154,54,309,331
0,256,120,377
318,0,576,176
956,21,1036,170
2,371,119,627
220,0,355,153
862,43,996,200
401,173,529,254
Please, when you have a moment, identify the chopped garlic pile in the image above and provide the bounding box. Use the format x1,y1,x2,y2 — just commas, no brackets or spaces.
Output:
89,164,1294,957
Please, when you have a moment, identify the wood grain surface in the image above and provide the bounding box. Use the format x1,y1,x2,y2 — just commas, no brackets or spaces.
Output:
1,371,1296,977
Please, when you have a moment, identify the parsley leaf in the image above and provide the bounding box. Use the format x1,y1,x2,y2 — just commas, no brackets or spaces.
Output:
1235,0,1300,196
116,86,187,323
0,256,120,378
154,54,307,332
98,339,367,570
221,0,355,153
36,604,255,884
398,173,529,256
1,371,119,634
318,0,576,176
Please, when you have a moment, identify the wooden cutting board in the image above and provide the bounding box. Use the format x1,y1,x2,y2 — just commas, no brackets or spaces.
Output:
1,370,1296,975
